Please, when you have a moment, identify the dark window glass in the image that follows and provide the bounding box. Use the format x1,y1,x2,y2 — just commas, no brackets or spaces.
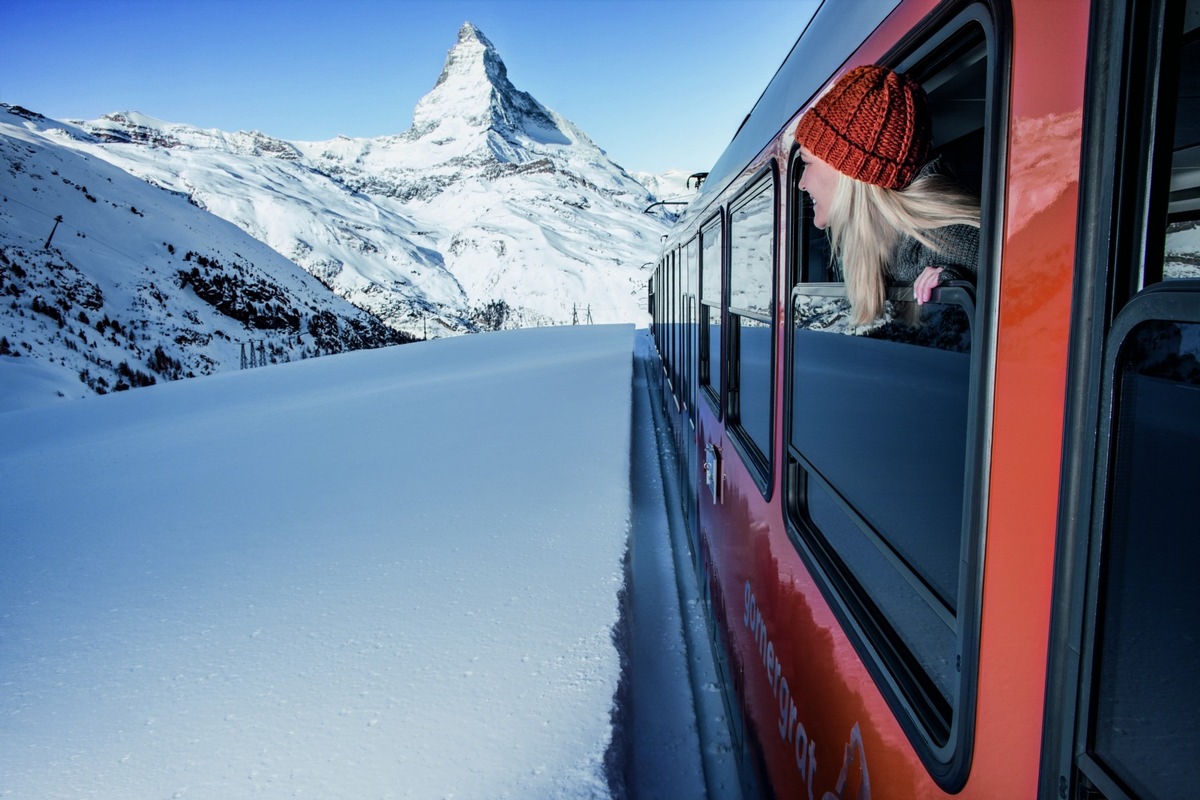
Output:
807,480,958,700
706,309,723,393
1090,319,1200,800
791,292,971,607
737,316,773,459
789,287,973,712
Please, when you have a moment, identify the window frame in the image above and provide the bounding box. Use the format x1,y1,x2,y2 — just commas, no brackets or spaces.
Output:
1074,285,1200,800
669,249,679,393
1042,0,1200,797
723,165,779,495
685,235,701,419
780,3,1007,790
699,210,726,416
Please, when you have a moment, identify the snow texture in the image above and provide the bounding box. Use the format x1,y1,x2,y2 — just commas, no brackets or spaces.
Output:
0,324,713,799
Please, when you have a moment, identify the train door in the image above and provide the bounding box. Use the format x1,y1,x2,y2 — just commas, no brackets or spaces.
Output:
678,244,687,408
703,166,779,792
1042,1,1200,798
670,249,681,416
696,213,724,575
668,251,676,388
695,208,747,760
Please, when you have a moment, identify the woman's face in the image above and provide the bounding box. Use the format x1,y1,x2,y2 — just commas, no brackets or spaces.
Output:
798,147,839,229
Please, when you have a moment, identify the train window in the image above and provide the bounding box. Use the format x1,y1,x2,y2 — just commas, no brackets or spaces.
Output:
1088,314,1200,799
787,283,974,716
1047,2,1200,799
671,251,680,390
665,257,673,380
686,236,700,411
783,10,995,787
648,272,655,338
727,171,776,486
700,215,724,410
672,249,682,392
664,258,671,374
653,263,662,350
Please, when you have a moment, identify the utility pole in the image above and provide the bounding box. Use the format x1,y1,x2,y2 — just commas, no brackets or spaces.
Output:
44,215,63,250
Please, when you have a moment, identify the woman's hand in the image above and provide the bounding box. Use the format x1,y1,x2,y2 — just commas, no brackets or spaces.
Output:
913,266,944,305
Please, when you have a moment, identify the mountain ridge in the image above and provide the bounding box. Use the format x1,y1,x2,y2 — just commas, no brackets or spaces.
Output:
1,21,682,409
61,21,672,336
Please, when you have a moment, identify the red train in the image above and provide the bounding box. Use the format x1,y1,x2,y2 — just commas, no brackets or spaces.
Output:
647,0,1199,797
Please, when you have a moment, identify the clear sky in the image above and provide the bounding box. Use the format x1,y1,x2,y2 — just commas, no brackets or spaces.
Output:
1,0,820,176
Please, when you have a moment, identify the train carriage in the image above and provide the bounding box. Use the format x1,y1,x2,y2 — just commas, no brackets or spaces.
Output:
647,0,1199,797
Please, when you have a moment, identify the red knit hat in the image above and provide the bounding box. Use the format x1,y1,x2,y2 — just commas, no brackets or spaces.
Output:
794,64,931,190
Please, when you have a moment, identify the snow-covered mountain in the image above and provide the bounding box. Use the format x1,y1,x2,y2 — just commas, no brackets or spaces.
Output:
634,168,704,209
0,104,412,410
1,22,675,409
63,22,670,336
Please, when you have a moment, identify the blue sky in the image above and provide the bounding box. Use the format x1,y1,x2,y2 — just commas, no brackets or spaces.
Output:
1,0,820,175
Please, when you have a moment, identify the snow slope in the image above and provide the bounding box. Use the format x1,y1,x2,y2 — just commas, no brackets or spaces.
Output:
0,324,688,799
0,103,411,412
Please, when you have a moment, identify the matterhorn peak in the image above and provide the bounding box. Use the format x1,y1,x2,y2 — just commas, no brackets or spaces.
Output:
409,21,573,162
432,22,507,92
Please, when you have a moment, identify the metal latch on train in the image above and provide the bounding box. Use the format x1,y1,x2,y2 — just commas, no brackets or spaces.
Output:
704,442,722,504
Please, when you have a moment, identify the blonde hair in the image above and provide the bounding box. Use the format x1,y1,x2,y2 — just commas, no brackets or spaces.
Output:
824,166,980,324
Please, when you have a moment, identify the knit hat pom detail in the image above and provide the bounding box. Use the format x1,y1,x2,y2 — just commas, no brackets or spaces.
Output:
795,64,931,190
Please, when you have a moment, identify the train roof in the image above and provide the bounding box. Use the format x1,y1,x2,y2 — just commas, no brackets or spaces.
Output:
678,0,902,230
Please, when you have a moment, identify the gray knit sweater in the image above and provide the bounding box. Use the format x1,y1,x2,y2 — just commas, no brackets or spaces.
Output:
887,223,980,285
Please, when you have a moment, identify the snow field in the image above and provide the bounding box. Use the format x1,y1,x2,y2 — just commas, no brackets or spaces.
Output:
0,324,636,799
